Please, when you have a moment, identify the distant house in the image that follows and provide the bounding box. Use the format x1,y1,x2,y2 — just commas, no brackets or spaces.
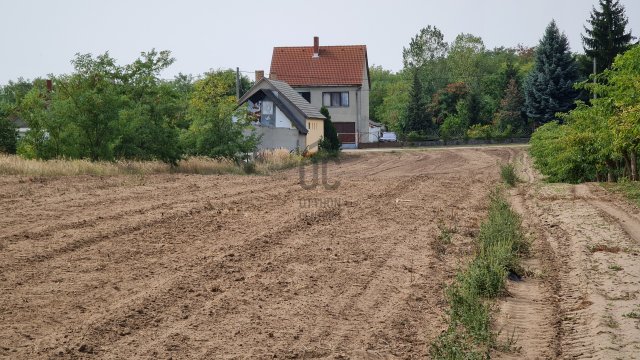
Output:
9,116,29,138
238,77,325,153
269,37,371,148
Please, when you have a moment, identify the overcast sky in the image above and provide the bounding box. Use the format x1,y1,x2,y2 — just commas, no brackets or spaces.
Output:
1,0,637,84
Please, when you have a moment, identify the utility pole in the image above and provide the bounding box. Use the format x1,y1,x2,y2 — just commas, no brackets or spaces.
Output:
235,67,241,100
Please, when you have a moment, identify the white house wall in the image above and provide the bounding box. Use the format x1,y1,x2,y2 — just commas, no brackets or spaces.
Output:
275,107,296,129
249,126,305,152
359,65,371,143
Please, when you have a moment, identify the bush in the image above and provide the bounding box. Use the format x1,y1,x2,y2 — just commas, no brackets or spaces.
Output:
0,118,17,154
529,120,598,183
529,46,640,183
500,163,518,186
180,105,259,163
318,106,341,154
242,160,257,174
467,124,493,140
440,114,468,141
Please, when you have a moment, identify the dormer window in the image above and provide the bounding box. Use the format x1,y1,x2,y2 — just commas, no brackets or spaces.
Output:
299,92,311,103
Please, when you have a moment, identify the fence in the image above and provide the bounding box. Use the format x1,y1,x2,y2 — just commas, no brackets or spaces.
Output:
336,130,531,149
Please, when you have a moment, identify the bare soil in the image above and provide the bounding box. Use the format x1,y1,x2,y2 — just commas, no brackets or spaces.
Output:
4,146,639,359
495,151,640,359
0,148,514,359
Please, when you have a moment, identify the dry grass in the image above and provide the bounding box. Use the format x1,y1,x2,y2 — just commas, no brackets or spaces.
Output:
0,155,167,176
0,149,305,177
254,148,305,173
173,157,244,175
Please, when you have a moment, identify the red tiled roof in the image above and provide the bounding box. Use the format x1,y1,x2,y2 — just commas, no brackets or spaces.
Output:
269,45,368,87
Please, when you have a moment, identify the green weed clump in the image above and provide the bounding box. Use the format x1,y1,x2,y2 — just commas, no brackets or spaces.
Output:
500,163,518,187
430,190,528,359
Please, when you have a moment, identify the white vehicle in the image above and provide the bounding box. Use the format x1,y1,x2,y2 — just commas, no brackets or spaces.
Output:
379,132,398,142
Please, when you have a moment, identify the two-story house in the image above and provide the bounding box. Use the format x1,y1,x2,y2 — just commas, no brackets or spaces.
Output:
268,37,371,148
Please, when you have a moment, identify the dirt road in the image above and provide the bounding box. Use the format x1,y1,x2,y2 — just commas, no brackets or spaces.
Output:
0,148,514,359
496,152,640,359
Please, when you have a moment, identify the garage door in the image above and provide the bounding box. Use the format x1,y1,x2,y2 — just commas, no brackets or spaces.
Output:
333,122,356,144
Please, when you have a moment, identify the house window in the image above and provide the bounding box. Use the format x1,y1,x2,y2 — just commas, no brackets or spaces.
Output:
322,92,349,107
299,92,311,103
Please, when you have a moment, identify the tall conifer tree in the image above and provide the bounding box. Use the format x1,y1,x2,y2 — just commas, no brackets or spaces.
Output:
582,0,634,73
405,69,431,132
524,21,579,126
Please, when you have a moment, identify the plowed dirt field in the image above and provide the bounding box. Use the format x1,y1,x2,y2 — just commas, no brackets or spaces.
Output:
4,146,639,359
0,148,515,359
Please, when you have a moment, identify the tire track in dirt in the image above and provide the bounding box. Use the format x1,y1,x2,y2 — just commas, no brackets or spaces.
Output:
575,184,640,243
496,188,561,360
497,152,640,359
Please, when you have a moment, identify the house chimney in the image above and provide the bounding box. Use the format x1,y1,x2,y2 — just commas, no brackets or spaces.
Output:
313,36,319,58
255,70,264,82
270,72,278,80
46,79,53,92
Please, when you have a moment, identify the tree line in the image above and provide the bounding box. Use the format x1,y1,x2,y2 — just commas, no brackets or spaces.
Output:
369,0,635,146
0,50,257,164
529,0,638,183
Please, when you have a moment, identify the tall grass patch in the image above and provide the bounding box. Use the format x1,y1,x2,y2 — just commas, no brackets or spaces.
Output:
0,149,306,177
254,148,305,173
430,189,528,359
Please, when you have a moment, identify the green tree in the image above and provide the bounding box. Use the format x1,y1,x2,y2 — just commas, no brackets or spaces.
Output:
114,50,183,164
0,118,17,154
369,65,396,123
582,0,634,73
529,45,640,183
17,50,185,163
430,82,469,125
0,78,34,109
440,100,469,141
1,78,35,155
602,45,640,180
465,91,483,126
377,78,410,132
168,73,195,129
52,52,124,160
318,106,341,154
19,80,75,159
402,26,448,68
448,33,486,89
493,79,527,136
405,69,431,132
524,20,579,126
181,70,258,161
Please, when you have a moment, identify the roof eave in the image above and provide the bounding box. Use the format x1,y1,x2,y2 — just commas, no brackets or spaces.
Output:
288,83,363,88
